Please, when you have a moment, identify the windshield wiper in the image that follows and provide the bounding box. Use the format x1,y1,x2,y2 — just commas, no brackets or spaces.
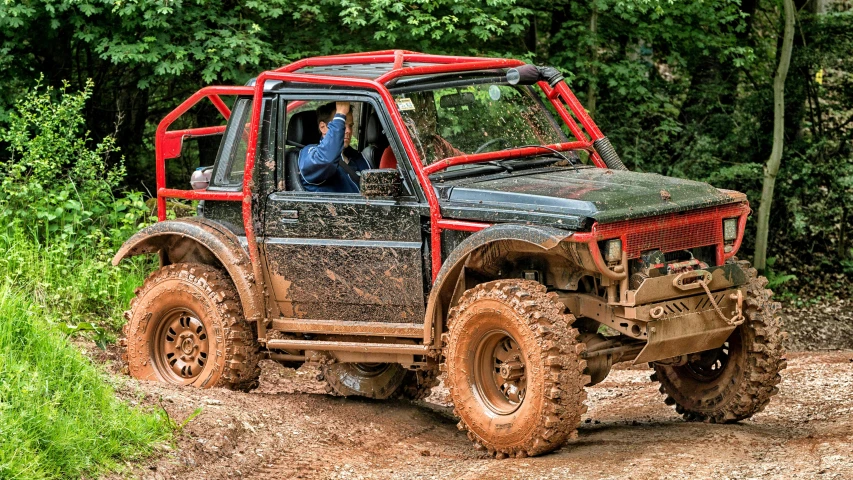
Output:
484,160,514,173
512,144,579,173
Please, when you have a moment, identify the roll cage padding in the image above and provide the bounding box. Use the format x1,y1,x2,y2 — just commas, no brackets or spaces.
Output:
425,224,574,340
111,217,263,324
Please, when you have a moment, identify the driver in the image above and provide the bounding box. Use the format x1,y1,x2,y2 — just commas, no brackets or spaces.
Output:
299,101,370,193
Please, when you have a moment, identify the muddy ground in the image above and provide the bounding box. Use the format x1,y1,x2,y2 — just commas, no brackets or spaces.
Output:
97,301,853,480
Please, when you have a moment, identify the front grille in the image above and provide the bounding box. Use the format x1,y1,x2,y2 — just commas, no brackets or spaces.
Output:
594,204,748,259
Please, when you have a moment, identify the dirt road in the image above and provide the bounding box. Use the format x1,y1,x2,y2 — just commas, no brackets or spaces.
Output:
108,350,852,480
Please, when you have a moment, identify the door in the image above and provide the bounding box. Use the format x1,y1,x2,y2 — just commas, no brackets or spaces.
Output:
264,193,427,323
262,95,428,324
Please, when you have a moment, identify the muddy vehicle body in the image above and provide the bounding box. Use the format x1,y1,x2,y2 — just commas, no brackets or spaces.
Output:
114,51,786,458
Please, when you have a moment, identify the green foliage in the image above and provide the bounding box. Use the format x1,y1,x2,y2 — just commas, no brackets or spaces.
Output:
158,403,204,436
55,321,110,351
0,76,167,478
0,285,170,479
0,78,153,333
0,230,153,332
0,77,146,250
764,256,798,291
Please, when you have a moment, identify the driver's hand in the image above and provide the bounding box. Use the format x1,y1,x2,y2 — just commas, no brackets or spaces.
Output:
336,102,351,115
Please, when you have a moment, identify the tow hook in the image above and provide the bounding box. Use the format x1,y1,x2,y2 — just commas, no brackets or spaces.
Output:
697,279,745,326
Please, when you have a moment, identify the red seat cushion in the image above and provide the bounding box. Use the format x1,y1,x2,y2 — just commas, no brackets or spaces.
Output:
379,146,397,169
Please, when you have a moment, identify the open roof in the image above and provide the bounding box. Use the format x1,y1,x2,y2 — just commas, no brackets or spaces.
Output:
294,62,437,79
273,50,524,84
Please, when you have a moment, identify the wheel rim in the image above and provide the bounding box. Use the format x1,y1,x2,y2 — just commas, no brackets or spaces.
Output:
685,340,731,381
473,329,527,415
153,308,210,383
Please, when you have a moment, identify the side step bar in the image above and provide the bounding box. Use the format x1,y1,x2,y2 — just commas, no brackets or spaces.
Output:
271,319,424,338
266,339,429,355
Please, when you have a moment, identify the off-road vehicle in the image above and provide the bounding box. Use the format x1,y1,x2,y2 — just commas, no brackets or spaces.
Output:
114,50,786,458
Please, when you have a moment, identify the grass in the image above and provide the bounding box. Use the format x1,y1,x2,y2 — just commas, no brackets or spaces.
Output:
0,231,153,332
0,232,169,478
0,284,170,479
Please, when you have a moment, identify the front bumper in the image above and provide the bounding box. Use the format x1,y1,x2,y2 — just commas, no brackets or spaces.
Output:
559,263,749,364
631,286,742,363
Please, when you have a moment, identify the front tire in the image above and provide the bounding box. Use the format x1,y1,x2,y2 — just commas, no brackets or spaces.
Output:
443,280,588,458
123,263,261,391
651,263,787,422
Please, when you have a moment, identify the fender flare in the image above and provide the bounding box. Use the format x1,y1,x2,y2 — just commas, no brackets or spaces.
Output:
111,217,263,323
425,224,575,345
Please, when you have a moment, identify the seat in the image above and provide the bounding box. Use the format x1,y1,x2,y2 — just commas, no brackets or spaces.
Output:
360,112,388,169
285,110,320,192
378,146,397,170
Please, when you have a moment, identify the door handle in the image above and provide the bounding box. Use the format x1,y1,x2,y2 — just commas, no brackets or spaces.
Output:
280,210,298,223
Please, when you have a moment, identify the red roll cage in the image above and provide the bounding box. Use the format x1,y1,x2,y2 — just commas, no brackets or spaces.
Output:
154,50,747,283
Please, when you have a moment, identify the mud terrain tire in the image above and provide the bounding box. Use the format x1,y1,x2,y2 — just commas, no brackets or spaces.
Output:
124,263,261,391
322,363,407,399
443,280,588,458
395,367,441,400
652,262,787,422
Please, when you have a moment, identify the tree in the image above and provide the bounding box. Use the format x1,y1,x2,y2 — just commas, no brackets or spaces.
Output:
754,0,795,272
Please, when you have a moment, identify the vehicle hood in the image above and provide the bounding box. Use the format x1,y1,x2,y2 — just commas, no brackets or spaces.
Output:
435,166,738,229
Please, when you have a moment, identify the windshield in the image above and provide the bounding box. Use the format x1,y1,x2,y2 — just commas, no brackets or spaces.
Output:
393,83,567,167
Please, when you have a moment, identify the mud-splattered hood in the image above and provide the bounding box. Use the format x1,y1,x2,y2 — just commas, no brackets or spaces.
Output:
435,166,738,230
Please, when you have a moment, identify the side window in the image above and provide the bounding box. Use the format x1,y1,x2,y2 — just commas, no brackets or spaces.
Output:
280,100,363,193
212,98,253,187
279,98,415,197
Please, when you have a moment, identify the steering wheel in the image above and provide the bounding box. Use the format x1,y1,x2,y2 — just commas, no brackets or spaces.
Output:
473,137,509,154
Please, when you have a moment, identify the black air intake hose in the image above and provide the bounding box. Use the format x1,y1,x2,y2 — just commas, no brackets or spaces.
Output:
506,65,564,87
538,66,564,87
593,137,628,171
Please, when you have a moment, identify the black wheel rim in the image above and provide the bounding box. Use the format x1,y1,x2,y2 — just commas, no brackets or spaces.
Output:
684,338,733,382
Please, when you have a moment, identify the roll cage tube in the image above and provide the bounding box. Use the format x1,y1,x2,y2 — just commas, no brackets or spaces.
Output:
155,52,627,284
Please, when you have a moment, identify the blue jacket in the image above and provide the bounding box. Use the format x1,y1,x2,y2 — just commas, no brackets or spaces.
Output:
298,113,370,193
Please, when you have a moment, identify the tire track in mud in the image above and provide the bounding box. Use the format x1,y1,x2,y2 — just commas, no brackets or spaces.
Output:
112,352,853,480
251,400,459,478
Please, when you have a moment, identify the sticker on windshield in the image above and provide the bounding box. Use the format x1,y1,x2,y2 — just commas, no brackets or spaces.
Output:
489,85,501,101
395,97,416,111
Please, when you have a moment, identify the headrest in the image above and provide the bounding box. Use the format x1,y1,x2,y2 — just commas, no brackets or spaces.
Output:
287,110,320,147
365,113,385,146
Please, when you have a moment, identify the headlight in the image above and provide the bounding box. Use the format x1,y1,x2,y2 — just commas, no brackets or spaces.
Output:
723,218,738,241
604,239,622,263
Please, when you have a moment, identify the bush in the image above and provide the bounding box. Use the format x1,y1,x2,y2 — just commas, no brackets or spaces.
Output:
0,77,152,331
0,77,145,249
0,231,153,332
0,285,170,479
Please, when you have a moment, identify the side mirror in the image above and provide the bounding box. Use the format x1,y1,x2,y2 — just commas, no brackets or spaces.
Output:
190,166,213,190
361,169,402,198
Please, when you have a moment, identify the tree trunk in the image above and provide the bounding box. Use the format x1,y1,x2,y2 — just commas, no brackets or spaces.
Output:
754,0,795,272
586,3,598,118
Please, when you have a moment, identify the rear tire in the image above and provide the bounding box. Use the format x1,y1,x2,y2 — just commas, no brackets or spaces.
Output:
395,367,441,400
651,262,787,422
322,363,407,399
443,280,588,458
123,263,261,391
